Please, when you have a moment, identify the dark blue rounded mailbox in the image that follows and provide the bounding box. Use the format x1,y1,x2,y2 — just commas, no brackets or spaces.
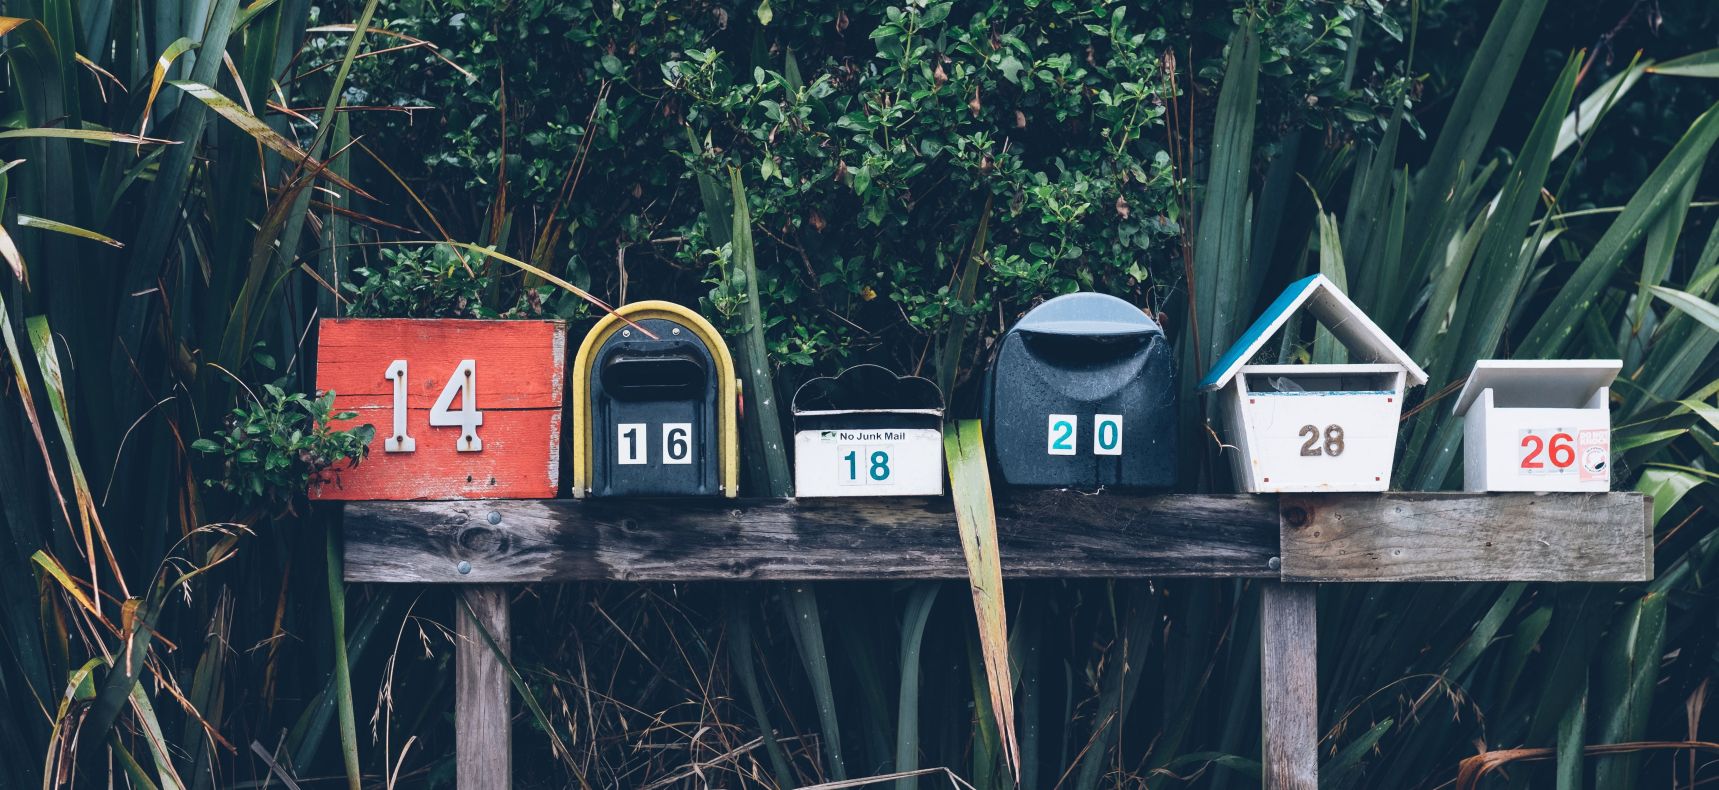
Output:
983,293,1177,488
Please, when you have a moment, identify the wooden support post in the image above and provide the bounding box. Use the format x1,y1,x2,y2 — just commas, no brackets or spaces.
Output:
456,586,511,790
1260,582,1318,790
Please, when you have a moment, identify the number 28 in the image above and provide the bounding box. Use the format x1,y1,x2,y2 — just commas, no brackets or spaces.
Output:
1297,424,1345,457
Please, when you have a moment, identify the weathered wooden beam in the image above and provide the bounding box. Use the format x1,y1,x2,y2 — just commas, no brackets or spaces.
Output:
1260,582,1319,790
344,492,1280,583
1278,492,1651,583
344,492,1651,584
456,586,511,790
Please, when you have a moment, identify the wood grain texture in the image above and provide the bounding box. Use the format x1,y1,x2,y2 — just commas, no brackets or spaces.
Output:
343,491,1280,583
1260,583,1318,790
312,319,566,500
456,586,511,790
1278,492,1651,582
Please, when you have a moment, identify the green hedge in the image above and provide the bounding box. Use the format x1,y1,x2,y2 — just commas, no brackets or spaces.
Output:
352,0,1403,372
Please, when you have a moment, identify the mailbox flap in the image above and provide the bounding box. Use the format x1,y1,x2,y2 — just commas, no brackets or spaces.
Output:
1012,292,1162,339
792,364,944,430
1453,359,1622,415
600,340,710,400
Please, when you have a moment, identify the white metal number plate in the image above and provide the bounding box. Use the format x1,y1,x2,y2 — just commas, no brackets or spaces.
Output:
617,423,647,464
383,359,416,453
1093,414,1123,456
662,423,693,465
428,359,484,452
1047,414,1078,456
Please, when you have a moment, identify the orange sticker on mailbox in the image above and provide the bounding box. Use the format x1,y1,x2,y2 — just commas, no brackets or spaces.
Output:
310,318,566,500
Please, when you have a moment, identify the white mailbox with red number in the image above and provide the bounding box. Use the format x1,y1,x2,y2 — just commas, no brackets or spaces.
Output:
1453,359,1619,492
1200,274,1428,493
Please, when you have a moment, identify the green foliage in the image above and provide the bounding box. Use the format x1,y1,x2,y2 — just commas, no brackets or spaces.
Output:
355,0,1398,373
191,385,375,510
344,243,586,319
345,243,496,318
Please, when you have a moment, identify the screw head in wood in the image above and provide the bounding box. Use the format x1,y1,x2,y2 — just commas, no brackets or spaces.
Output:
457,561,472,574
487,510,502,525
1268,556,1282,570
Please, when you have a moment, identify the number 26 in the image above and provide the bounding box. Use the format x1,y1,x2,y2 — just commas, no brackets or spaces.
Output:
1520,432,1574,469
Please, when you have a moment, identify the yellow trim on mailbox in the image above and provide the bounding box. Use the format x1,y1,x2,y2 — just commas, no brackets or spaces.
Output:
571,300,739,498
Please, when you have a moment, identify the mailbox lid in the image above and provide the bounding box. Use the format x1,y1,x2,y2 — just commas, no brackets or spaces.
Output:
792,364,944,431
1453,359,1622,415
1011,292,1164,339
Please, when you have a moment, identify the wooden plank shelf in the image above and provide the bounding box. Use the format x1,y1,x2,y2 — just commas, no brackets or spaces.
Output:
1278,492,1653,583
342,491,1652,585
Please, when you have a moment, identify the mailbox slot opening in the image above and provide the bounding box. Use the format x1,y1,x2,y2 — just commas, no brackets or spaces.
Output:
1019,331,1151,364
601,346,708,400
1239,365,1401,396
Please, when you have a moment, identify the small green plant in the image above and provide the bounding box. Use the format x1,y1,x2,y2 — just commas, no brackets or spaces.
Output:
345,243,588,319
344,243,496,318
191,384,375,512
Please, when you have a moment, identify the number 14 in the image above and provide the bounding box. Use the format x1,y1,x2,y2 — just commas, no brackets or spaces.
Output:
383,359,484,453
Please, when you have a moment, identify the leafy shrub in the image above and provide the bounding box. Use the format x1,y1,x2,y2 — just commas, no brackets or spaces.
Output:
344,242,581,319
344,243,496,318
350,0,1403,377
191,384,376,511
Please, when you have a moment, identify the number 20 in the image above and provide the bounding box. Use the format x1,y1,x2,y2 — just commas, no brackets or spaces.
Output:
384,359,483,453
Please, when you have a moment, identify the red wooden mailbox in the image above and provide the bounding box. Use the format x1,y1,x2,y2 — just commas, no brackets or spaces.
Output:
311,318,567,500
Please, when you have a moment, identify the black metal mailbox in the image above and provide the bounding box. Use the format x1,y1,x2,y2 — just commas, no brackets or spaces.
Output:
983,293,1177,488
572,300,739,497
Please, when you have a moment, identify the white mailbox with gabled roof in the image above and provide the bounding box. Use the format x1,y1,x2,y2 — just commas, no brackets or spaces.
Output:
1453,359,1620,493
1200,274,1428,493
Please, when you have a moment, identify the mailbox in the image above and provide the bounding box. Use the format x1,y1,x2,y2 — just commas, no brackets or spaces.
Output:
983,293,1177,488
1200,274,1427,493
572,300,739,498
792,365,945,497
1454,359,1620,492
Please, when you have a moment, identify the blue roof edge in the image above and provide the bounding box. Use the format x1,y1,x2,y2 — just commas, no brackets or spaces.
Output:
1197,274,1323,391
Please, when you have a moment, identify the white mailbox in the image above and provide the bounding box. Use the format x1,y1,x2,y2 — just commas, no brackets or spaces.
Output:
1453,359,1620,492
1199,274,1428,492
792,365,945,497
